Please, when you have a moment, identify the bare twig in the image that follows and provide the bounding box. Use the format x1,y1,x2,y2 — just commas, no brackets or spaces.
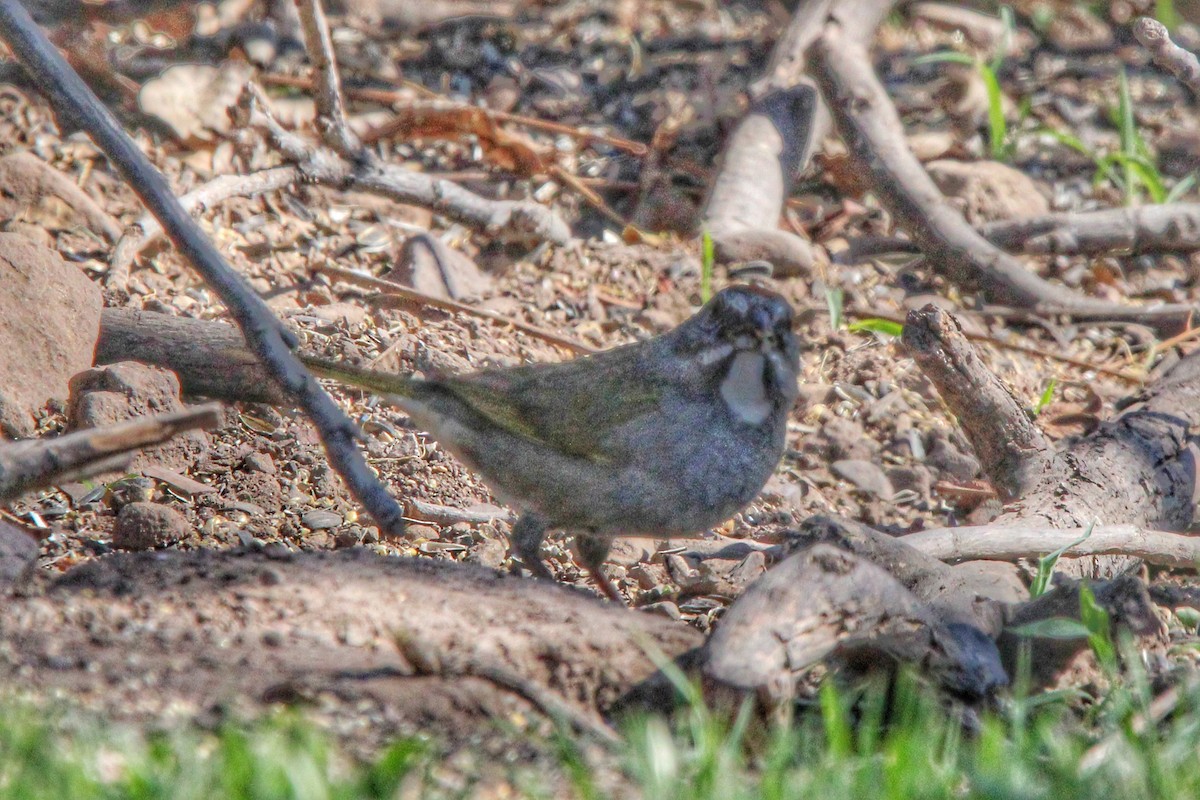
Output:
238,84,571,245
0,0,406,537
979,203,1200,256
316,263,596,354
405,499,515,526
809,23,1196,334
259,74,647,156
108,165,301,291
903,523,1200,569
1133,16,1200,96
0,404,222,501
293,0,361,155
901,305,1052,500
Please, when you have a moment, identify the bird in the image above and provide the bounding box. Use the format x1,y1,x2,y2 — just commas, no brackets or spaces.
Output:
303,284,800,601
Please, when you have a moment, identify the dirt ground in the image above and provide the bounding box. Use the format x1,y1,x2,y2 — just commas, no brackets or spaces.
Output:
3,0,1200,765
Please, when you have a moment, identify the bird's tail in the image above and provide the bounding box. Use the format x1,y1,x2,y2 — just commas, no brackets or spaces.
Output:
300,354,421,398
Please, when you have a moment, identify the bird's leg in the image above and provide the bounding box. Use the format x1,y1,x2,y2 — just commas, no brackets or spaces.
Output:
574,533,624,604
509,512,554,580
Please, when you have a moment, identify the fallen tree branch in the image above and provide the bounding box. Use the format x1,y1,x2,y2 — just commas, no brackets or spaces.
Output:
1134,16,1200,96
701,0,897,276
0,403,222,500
978,203,1200,257
901,304,1052,500
809,23,1196,334
904,304,1200,577
96,308,287,404
903,523,1200,569
0,0,406,537
393,631,620,744
700,544,1007,705
700,87,817,276
405,499,515,526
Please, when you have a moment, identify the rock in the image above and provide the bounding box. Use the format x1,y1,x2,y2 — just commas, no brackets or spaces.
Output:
0,522,38,592
301,302,369,327
463,536,507,569
386,233,493,301
698,549,770,597
665,553,717,596
67,362,209,472
640,601,682,620
241,452,276,474
405,524,439,540
302,510,343,531
0,233,102,437
885,466,933,499
809,417,879,462
109,477,156,508
333,531,362,549
0,153,121,241
1045,5,1112,52
832,459,895,499
0,391,35,439
926,160,1050,225
725,550,768,593
925,430,982,481
112,502,190,550
227,471,283,514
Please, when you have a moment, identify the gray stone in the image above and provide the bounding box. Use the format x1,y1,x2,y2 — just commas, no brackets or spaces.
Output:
302,510,343,531
832,459,895,499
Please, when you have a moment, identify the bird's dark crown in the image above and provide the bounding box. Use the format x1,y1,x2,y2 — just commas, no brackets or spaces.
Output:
704,285,794,341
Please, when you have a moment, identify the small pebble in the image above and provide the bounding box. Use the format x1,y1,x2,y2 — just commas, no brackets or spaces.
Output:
242,452,276,474
640,601,682,620
302,510,342,530
112,502,189,551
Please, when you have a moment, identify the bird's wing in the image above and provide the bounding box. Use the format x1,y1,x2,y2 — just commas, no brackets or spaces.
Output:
436,350,664,462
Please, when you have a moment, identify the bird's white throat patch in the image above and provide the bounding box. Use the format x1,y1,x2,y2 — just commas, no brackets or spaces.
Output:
720,351,771,425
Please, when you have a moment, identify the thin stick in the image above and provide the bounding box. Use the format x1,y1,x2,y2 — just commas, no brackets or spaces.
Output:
903,523,1200,569
0,0,407,537
108,165,301,290
238,84,571,245
294,0,361,155
405,499,515,526
0,404,222,501
261,74,648,156
316,263,596,355
1134,16,1200,95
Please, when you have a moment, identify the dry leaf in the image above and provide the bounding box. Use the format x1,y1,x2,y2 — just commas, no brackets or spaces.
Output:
139,62,255,144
